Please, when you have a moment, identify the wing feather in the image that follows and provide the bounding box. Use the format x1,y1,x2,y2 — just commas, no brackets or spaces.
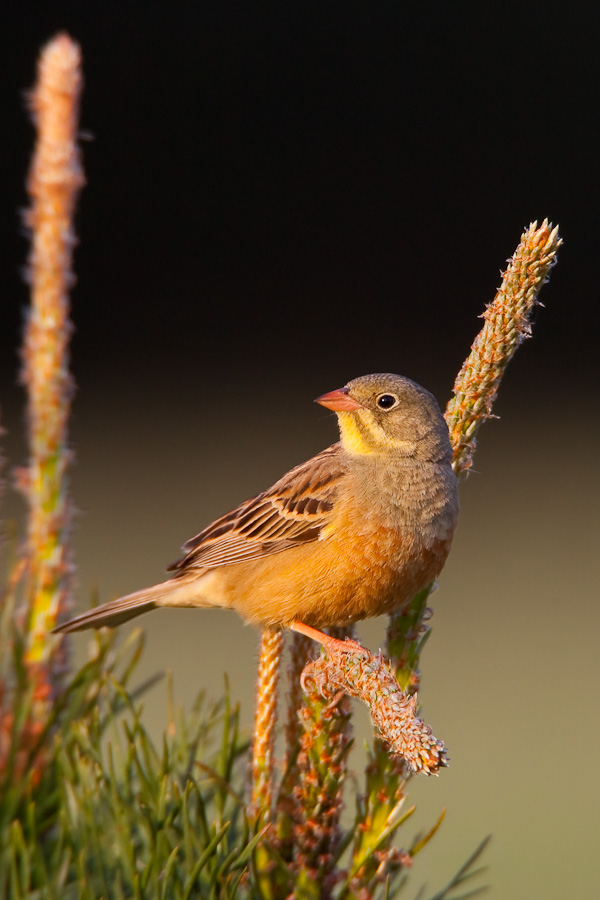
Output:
167,443,345,575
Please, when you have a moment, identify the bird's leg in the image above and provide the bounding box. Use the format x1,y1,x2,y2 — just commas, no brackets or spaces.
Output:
289,620,367,656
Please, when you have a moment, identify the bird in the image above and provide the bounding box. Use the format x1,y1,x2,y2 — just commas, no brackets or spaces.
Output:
53,374,459,653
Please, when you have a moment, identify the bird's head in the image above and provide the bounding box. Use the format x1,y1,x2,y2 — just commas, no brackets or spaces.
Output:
316,373,450,460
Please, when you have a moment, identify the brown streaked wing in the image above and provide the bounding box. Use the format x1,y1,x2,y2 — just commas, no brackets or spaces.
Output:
166,443,345,574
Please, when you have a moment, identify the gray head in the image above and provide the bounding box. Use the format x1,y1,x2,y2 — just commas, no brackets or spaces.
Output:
316,373,451,460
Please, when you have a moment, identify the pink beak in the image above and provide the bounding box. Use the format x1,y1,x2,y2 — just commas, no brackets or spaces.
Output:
315,387,364,411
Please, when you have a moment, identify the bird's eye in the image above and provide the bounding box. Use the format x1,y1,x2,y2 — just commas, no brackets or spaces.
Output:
376,393,398,410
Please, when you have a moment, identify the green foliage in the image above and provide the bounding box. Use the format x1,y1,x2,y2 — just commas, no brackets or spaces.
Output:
0,620,262,900
0,606,488,900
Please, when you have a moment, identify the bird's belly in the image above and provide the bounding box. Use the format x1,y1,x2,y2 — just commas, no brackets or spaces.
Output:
220,518,452,629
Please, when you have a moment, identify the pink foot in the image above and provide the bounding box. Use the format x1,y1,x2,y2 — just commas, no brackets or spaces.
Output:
290,621,368,657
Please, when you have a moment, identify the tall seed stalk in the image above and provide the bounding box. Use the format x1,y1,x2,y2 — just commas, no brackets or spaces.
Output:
251,627,284,819
19,34,84,689
350,219,562,895
250,220,561,897
445,219,561,476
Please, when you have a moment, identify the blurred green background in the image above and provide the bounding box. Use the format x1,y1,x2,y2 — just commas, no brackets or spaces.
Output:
2,3,600,897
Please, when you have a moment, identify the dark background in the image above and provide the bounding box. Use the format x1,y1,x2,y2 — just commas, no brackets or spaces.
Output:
1,4,599,899
2,3,599,399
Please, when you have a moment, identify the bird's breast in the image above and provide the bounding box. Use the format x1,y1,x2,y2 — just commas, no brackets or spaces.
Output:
225,460,457,629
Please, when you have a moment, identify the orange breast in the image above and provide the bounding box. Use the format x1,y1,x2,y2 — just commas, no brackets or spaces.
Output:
220,492,453,628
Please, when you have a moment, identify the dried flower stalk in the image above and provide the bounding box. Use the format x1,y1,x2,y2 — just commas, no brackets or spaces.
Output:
342,741,413,898
302,646,446,776
347,221,561,895
251,627,284,818
20,34,84,670
291,659,353,899
445,219,562,476
347,589,437,896
254,220,560,893
386,586,434,689
285,632,316,768
274,634,313,831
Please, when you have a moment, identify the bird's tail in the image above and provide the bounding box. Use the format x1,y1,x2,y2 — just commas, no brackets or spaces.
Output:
52,577,198,633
